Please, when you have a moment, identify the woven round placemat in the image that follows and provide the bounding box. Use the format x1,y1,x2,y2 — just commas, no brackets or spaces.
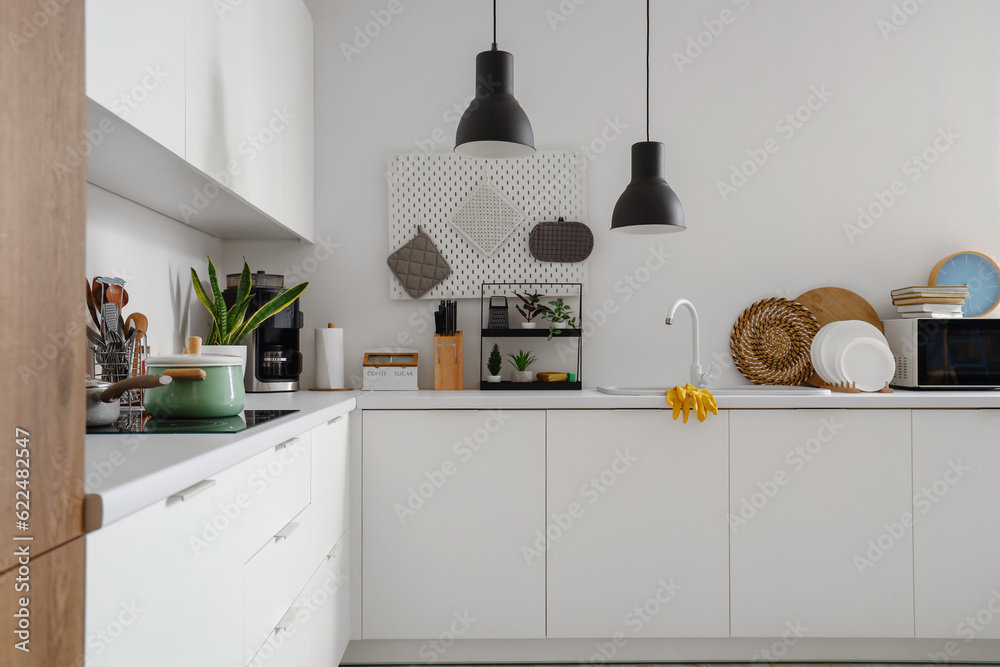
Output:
730,298,821,385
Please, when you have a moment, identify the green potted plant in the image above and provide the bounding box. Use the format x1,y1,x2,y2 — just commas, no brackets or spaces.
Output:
191,257,308,376
514,292,550,329
486,343,503,382
506,349,537,383
540,297,580,340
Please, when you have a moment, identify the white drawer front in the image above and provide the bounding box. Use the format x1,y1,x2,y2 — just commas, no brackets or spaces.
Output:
244,505,313,660
216,431,312,561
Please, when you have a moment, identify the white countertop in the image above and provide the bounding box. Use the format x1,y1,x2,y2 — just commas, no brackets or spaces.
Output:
85,386,1000,531
355,387,1000,410
84,391,358,531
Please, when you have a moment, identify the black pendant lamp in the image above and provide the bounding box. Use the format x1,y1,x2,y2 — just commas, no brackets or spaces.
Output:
455,0,535,159
611,0,685,234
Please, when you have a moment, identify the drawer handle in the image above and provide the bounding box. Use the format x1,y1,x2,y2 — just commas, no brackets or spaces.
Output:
327,415,345,425
275,436,300,451
326,542,344,560
274,521,301,542
275,606,301,632
168,479,216,503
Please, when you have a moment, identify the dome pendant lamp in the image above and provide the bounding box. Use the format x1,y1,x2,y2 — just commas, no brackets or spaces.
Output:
455,0,535,159
611,0,685,234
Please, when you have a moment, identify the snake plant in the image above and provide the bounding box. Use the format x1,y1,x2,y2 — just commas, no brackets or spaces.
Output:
191,257,308,345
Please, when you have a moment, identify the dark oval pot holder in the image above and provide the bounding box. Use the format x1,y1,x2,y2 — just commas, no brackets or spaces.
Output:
528,218,594,262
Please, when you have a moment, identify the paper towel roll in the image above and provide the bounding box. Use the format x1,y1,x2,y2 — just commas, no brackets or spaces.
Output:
315,327,345,389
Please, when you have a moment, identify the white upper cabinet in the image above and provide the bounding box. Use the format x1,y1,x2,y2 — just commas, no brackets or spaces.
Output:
730,410,914,638
276,0,315,242
86,0,186,157
86,0,314,240
186,0,285,222
913,410,1000,639
545,410,730,638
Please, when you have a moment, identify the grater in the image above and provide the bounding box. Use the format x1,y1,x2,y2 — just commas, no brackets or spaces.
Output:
488,296,510,329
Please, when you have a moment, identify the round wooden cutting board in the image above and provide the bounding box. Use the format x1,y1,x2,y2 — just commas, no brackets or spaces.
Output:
795,287,884,387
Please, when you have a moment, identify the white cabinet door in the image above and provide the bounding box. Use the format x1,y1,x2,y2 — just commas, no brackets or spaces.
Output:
86,478,243,667
363,410,546,640
913,410,1000,639
546,410,730,638
275,0,314,241
186,0,286,221
730,410,914,638
86,0,186,157
310,414,348,566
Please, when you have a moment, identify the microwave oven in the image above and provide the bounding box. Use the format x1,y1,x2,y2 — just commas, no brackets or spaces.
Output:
883,318,1000,389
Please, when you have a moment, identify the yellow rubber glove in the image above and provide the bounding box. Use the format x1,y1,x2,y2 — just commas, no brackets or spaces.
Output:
666,384,719,423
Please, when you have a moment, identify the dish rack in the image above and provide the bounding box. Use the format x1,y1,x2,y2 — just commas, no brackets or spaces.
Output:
94,335,148,419
817,380,893,394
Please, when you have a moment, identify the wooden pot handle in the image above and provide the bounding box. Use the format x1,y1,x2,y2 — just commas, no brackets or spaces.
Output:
163,368,207,381
98,375,173,403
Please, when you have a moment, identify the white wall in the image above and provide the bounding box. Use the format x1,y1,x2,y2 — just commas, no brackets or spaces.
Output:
87,184,221,357
224,0,1000,390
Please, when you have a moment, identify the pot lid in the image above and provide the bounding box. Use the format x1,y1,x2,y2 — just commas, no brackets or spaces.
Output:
86,377,112,389
147,353,243,367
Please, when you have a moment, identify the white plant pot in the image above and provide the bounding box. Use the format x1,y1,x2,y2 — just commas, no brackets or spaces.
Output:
520,322,537,329
551,322,569,329
486,374,502,383
512,370,533,383
201,344,248,380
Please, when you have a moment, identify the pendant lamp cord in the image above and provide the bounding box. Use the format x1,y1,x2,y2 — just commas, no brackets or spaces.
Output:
492,0,498,49
646,0,650,142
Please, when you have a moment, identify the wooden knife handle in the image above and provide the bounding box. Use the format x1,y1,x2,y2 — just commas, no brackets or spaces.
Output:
163,368,207,381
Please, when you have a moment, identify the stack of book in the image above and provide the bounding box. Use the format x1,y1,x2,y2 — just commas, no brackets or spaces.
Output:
891,285,969,318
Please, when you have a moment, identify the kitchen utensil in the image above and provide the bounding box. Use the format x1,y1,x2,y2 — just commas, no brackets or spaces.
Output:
836,337,895,392
528,218,595,262
818,320,888,385
106,283,124,310
488,296,510,329
144,352,245,418
86,375,172,426
794,287,883,386
730,297,820,386
86,280,101,330
125,312,147,337
386,227,452,299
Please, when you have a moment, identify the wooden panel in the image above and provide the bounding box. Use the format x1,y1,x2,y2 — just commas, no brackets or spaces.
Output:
1,537,85,666
0,0,86,569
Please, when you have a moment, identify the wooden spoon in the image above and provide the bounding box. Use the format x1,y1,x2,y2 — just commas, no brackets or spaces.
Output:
125,312,148,338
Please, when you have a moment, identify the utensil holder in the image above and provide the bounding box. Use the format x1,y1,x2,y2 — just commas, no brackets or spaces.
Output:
434,332,463,390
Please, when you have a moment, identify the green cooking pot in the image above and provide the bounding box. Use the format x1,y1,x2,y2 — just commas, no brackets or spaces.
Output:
144,353,245,418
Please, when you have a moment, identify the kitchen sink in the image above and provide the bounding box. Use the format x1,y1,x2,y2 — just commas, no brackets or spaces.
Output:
596,385,832,397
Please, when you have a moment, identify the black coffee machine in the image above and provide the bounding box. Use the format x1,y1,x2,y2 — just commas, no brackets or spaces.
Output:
223,271,303,392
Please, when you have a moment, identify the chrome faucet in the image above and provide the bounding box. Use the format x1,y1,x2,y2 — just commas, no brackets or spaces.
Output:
665,299,717,388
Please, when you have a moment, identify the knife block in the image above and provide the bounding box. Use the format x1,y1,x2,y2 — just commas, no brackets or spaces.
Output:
434,332,463,390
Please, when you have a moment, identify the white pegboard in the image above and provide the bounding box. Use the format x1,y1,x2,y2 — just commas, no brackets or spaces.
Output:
387,151,589,300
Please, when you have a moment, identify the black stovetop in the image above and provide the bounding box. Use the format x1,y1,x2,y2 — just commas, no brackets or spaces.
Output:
86,409,300,435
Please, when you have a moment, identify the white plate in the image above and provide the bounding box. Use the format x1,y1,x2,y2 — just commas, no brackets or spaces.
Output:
836,337,895,392
810,323,838,384
819,320,889,385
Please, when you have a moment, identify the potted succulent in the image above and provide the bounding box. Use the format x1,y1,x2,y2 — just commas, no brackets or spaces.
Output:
485,343,503,382
541,297,580,340
191,256,308,377
514,292,550,329
507,349,537,383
